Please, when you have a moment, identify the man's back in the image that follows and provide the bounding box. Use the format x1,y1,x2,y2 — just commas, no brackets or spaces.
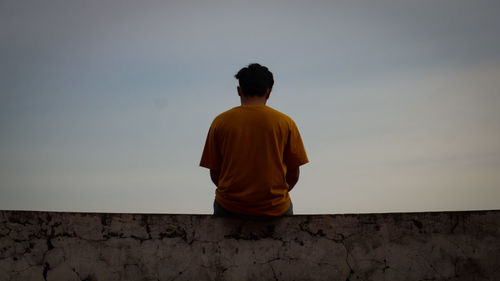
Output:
200,63,308,216
200,105,307,216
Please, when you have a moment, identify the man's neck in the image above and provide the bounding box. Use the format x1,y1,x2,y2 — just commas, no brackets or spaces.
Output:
240,96,267,106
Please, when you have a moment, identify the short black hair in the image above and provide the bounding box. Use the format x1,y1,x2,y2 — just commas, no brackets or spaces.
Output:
234,63,274,97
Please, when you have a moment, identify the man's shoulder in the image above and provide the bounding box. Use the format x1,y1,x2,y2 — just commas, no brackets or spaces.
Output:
264,106,293,120
212,105,295,125
213,106,240,122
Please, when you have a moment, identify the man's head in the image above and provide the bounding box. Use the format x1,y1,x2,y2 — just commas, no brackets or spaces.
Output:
234,63,274,97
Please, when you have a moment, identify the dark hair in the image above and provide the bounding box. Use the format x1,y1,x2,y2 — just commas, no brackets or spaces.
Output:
234,63,274,97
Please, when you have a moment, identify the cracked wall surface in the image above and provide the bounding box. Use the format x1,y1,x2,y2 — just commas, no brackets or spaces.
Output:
0,210,499,281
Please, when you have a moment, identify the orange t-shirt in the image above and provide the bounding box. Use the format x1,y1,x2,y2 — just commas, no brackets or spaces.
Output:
200,105,308,216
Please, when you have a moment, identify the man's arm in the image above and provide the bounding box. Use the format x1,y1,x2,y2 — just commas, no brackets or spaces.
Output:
210,169,220,187
286,166,300,191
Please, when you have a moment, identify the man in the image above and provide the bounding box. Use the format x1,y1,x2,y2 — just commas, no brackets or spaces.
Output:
200,63,308,216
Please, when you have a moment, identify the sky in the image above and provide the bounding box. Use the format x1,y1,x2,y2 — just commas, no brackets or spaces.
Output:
1,0,499,214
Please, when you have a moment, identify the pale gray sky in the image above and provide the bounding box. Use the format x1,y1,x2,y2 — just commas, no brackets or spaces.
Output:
1,0,499,213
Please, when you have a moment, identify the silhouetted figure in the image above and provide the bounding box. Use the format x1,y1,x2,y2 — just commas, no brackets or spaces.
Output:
200,63,308,217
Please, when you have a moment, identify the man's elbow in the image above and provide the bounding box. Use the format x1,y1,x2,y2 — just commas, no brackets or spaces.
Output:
286,167,300,191
210,169,220,186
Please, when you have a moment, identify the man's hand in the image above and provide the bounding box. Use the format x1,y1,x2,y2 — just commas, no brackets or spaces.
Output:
286,166,300,191
210,169,220,187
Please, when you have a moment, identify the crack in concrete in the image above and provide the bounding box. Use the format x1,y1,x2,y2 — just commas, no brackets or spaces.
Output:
382,258,390,273
338,238,355,281
42,262,49,281
141,215,152,240
298,219,358,281
269,262,279,281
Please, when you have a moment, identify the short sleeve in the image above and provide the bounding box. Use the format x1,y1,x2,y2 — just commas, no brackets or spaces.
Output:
284,120,309,168
200,123,222,170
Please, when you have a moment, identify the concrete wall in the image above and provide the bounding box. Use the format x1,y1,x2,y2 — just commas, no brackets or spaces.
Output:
0,210,499,281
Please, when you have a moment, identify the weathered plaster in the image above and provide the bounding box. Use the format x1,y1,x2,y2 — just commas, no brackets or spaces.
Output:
0,210,499,280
